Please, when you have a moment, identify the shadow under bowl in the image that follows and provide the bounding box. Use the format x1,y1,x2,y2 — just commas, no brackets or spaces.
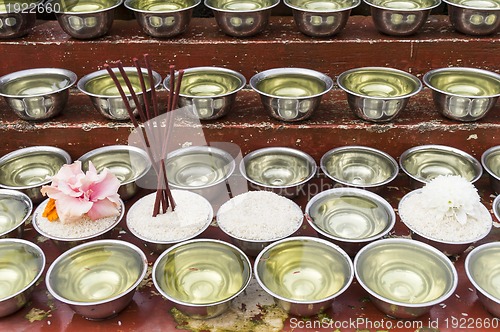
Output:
481,145,500,194
0,0,39,38
0,189,32,239
443,0,500,36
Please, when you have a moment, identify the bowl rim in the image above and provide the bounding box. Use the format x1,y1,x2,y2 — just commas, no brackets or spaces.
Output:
399,144,483,185
77,66,162,98
398,188,493,245
465,242,500,305
284,0,361,12
45,239,148,306
337,66,423,100
442,0,500,10
494,195,500,223
320,145,399,188
423,67,500,99
54,0,123,14
204,0,280,12
0,189,33,237
239,146,318,190
77,145,152,186
152,238,252,306
354,237,459,307
254,235,354,304
0,68,77,98
124,0,202,13
0,238,45,302
249,67,334,99
481,145,500,182
305,187,396,243
0,146,72,190
363,0,442,11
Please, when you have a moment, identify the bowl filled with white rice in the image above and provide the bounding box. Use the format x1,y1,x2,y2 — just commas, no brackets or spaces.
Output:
216,191,304,256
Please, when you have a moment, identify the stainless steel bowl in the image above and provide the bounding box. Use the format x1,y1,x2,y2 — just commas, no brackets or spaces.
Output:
124,0,201,38
78,67,162,121
337,67,422,122
78,145,152,200
444,0,500,35
0,189,32,239
0,0,39,38
255,236,353,317
239,147,317,198
163,66,246,120
250,67,334,122
0,146,72,203
320,145,398,191
399,144,483,189
465,242,500,318
364,0,441,36
305,188,395,256
494,194,500,222
0,238,45,317
481,145,500,194
423,67,500,122
52,0,123,39
354,238,458,319
205,0,279,37
153,239,252,319
284,0,360,37
46,239,148,320
0,68,77,121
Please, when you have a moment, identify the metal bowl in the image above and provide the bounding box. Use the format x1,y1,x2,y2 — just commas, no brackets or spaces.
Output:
320,145,398,191
255,236,353,317
124,0,200,38
305,188,395,256
205,0,279,37
494,194,500,222
46,239,148,320
163,66,246,120
337,67,422,122
0,189,32,239
444,0,500,35
78,67,162,121
423,67,500,122
399,144,483,189
0,0,39,39
153,239,252,319
465,242,500,318
250,67,334,122
0,238,45,317
52,0,123,39
239,147,317,198
354,238,458,319
0,146,72,203
481,145,500,194
78,145,151,201
364,0,441,36
284,0,360,37
0,68,77,121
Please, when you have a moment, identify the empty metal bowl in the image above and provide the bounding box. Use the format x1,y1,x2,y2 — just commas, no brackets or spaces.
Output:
0,146,71,203
481,145,500,194
153,239,252,319
78,67,162,121
46,239,148,320
337,67,422,122
0,68,77,121
305,187,395,256
250,67,334,122
284,0,360,37
125,0,200,38
239,147,317,198
320,145,398,191
354,238,458,319
0,238,45,317
0,0,39,38
163,66,246,120
0,189,32,239
78,145,151,200
423,67,500,122
399,144,483,188
364,0,441,36
465,242,500,318
205,0,279,37
444,0,500,35
52,0,123,39
255,236,353,317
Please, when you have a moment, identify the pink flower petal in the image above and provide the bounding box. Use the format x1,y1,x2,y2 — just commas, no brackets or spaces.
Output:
55,196,93,224
86,199,120,221
88,169,121,201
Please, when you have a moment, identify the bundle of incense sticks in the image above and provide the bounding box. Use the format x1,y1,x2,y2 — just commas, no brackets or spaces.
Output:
104,55,183,217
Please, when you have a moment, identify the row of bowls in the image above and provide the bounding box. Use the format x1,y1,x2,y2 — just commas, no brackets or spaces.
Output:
0,65,498,122
1,0,499,39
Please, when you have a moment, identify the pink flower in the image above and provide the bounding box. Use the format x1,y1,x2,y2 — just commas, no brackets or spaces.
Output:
41,161,121,224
